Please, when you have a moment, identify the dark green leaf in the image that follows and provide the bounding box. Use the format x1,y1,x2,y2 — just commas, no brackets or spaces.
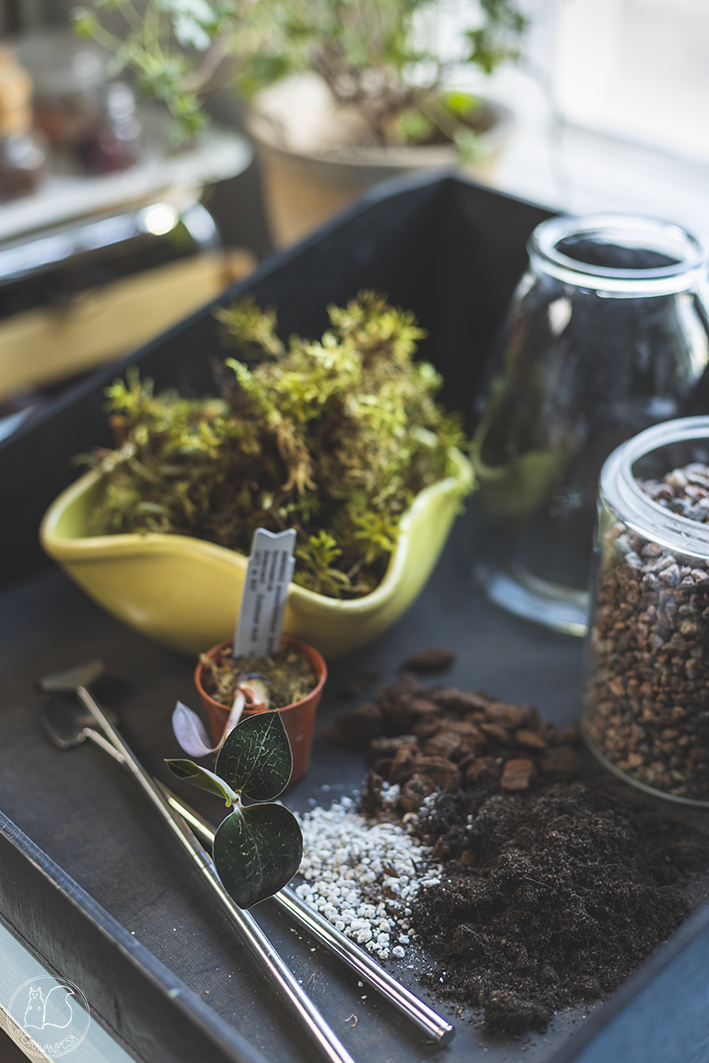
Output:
165,759,237,804
214,804,303,909
215,711,293,801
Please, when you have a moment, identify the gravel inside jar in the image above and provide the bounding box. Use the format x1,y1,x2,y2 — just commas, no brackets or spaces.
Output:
584,461,709,799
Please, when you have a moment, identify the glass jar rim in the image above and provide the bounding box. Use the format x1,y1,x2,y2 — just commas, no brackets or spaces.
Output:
528,214,708,295
601,416,709,559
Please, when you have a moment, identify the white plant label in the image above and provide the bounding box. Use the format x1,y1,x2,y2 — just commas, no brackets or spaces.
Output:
233,528,296,658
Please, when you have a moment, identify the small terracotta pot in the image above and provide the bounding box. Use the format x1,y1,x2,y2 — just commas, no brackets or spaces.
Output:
194,636,327,787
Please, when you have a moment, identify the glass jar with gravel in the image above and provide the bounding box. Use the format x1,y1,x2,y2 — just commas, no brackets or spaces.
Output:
582,416,709,805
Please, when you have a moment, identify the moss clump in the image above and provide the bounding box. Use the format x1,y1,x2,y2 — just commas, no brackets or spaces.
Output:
85,291,466,598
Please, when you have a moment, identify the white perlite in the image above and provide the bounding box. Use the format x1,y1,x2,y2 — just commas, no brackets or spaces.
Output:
294,793,441,960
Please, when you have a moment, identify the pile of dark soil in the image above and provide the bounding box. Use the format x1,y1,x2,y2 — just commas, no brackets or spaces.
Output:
330,653,709,1035
411,782,709,1035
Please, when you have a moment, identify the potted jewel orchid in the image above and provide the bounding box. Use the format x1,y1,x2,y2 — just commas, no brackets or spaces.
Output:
165,524,320,904
171,521,326,790
167,705,302,907
72,0,526,243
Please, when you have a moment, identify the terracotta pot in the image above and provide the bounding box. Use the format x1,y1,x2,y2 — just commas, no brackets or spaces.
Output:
194,636,327,787
246,73,514,247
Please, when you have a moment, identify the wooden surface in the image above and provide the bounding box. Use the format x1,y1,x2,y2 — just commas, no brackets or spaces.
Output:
0,250,255,401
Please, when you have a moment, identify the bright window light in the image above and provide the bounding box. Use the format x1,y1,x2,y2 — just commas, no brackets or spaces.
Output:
139,203,179,237
554,0,709,161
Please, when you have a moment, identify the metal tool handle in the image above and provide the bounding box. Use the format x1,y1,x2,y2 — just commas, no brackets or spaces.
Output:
276,889,454,1045
161,786,455,1046
83,726,453,1045
76,685,358,1063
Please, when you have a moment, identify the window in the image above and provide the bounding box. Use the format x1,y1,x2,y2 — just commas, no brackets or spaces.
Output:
553,0,709,161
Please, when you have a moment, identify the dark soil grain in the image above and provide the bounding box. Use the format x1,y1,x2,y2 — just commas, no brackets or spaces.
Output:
411,782,709,1034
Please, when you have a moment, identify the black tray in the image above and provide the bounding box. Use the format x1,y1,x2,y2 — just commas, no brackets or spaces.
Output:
2,173,709,1063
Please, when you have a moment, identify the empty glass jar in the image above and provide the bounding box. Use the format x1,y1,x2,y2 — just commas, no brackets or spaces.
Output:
582,417,709,805
471,214,709,634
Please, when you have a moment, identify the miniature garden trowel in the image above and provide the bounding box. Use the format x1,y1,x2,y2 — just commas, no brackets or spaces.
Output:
38,661,359,1063
40,680,455,1047
39,688,120,753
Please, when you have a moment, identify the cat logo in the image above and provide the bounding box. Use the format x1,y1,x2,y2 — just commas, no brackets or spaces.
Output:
8,976,90,1057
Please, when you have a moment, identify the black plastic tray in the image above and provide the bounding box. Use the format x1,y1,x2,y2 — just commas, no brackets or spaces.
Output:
2,173,709,1063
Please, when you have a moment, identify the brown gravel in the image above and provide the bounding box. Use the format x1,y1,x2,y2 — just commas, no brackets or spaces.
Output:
326,669,581,818
584,461,709,799
401,648,457,673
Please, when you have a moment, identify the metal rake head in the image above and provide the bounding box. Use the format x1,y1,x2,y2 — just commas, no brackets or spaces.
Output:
38,659,106,693
40,696,94,749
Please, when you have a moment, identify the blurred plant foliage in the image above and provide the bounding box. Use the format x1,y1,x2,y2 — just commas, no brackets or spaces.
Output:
84,291,466,598
72,0,526,147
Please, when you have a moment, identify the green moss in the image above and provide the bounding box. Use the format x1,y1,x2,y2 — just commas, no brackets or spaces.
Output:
85,291,465,598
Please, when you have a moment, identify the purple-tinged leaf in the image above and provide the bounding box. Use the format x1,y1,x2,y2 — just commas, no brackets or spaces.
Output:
172,700,217,757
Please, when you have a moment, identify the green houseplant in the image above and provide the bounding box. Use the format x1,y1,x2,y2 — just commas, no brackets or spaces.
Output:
40,292,474,657
167,704,303,908
72,0,526,243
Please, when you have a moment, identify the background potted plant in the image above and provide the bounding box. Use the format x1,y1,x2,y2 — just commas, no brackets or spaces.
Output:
72,0,526,244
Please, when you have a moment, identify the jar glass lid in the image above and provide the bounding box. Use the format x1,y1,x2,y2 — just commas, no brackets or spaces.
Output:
529,214,708,295
601,416,709,558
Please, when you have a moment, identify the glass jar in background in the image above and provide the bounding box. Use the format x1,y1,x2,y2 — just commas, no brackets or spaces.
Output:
19,30,108,149
0,48,45,200
76,82,141,175
18,29,139,175
471,214,709,635
582,416,709,806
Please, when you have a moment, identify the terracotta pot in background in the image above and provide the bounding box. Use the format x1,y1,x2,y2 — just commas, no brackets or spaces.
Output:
246,73,514,247
194,636,327,787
